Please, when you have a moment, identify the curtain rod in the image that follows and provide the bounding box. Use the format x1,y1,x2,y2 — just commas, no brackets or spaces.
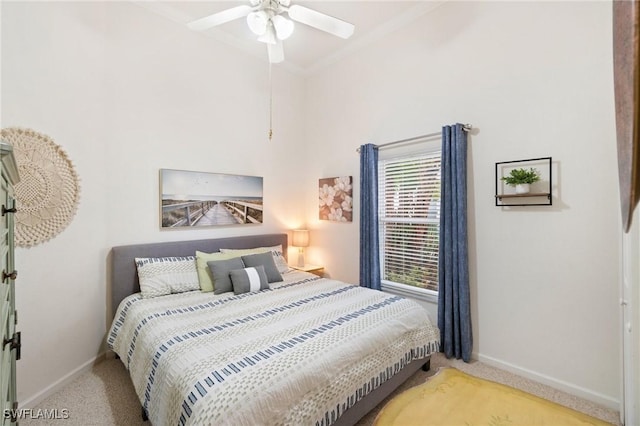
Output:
356,124,472,153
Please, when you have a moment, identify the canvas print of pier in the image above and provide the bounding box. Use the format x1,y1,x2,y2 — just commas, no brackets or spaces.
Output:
319,176,353,222
160,169,263,228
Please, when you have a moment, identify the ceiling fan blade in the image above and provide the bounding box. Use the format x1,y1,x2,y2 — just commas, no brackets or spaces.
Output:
187,5,252,31
268,40,284,63
287,5,354,39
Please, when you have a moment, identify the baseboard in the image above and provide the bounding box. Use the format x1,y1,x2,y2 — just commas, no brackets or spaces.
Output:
474,352,620,411
20,352,107,409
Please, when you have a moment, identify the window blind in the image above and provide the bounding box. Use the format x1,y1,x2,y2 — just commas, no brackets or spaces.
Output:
378,152,441,292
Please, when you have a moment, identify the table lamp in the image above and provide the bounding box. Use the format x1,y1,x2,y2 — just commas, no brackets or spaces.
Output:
292,229,309,267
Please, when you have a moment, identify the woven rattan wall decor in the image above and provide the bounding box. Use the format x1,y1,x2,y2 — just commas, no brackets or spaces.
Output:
0,128,81,247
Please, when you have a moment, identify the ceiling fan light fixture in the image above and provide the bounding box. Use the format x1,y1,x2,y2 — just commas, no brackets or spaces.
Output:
189,0,356,67
247,10,269,35
272,15,294,40
257,23,277,44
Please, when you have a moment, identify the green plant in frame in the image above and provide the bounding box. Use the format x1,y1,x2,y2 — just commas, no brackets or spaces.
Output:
501,167,541,186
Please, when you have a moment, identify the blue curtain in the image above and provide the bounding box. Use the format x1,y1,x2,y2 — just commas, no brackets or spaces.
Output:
438,123,472,362
359,143,381,290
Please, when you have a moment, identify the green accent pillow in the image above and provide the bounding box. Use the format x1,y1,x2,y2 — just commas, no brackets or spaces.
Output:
195,251,239,292
208,257,246,295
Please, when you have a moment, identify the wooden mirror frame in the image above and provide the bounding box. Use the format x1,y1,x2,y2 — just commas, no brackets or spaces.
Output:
614,0,640,232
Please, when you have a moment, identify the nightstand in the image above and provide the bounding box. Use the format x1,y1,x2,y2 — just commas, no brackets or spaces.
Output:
291,264,324,277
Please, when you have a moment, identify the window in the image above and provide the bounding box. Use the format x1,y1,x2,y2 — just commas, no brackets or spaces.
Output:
378,150,441,298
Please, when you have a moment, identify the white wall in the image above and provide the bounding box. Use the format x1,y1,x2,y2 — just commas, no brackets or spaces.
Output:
1,1,307,405
303,1,621,408
622,206,640,423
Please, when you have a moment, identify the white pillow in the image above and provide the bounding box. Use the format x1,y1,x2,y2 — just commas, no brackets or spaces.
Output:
135,256,199,298
219,245,289,274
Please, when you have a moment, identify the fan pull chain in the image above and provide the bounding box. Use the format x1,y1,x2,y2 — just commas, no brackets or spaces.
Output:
268,62,273,140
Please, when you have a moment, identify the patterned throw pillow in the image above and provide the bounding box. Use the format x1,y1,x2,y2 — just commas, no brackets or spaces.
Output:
135,256,199,299
219,245,289,274
229,265,269,294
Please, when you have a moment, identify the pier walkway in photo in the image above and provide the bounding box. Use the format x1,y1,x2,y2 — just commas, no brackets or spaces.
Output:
195,204,239,226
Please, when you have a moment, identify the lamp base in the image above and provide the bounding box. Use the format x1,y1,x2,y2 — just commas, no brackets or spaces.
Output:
297,249,305,268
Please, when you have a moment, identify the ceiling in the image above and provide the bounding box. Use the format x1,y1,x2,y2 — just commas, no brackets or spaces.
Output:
133,1,445,75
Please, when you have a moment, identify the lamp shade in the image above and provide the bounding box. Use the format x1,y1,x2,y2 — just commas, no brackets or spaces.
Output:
292,229,309,247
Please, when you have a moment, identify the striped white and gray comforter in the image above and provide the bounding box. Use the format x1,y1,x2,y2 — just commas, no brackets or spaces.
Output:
107,271,439,426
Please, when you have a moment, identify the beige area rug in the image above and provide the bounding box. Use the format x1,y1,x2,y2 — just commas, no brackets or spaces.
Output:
373,368,611,426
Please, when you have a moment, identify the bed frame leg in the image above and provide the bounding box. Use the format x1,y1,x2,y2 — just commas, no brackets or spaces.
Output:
421,359,431,372
141,407,148,422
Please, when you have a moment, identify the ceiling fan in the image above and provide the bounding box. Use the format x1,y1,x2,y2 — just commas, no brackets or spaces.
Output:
187,0,355,63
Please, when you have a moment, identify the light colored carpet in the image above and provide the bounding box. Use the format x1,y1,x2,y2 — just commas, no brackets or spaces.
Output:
20,353,620,426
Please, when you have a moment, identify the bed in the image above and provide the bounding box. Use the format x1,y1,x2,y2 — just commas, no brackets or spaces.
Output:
107,233,439,425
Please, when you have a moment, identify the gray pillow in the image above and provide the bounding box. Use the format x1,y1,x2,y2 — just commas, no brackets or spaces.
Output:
207,257,245,295
229,265,269,295
241,252,283,283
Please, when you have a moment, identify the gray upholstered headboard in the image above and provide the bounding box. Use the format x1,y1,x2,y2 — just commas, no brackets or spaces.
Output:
109,233,288,318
